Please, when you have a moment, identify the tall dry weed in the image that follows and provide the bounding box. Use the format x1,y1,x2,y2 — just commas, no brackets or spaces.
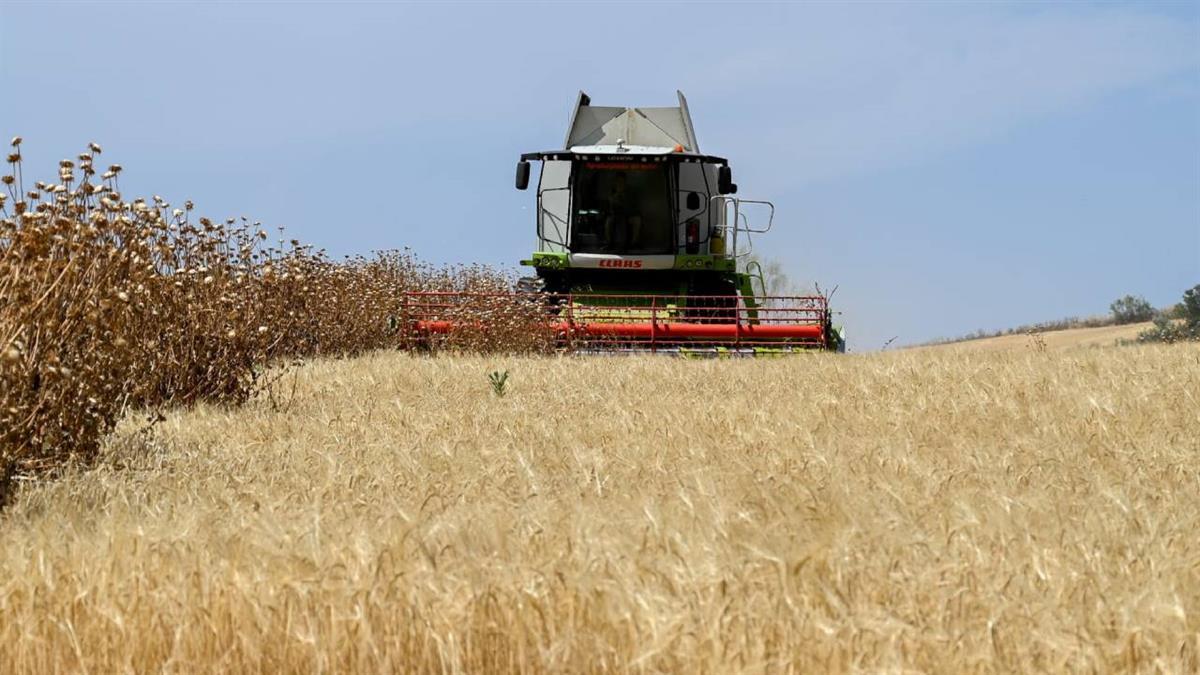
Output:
0,142,539,500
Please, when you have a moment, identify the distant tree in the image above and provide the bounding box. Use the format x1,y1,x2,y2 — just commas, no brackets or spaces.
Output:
744,255,810,297
1163,303,1186,320
1181,284,1200,328
1110,294,1155,325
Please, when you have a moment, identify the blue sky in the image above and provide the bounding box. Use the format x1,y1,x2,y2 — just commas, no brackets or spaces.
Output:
2,1,1197,349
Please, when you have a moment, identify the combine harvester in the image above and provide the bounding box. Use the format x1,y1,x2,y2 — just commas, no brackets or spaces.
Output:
405,91,844,354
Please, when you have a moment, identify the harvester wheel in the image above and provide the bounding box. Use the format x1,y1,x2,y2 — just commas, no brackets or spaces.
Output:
516,276,544,294
685,279,740,324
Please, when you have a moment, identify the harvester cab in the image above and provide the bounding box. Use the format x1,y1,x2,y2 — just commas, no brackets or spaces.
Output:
516,90,756,300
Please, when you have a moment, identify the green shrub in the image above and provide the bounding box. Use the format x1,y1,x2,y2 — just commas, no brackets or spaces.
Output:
1110,295,1155,325
488,370,509,397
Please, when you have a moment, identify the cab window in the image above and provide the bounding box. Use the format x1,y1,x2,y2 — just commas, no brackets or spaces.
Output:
570,162,673,254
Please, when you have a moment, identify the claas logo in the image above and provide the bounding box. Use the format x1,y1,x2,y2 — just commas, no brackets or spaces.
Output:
599,259,643,268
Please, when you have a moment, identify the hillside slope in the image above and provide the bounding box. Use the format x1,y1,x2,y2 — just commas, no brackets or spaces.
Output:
916,321,1152,352
1,346,1197,672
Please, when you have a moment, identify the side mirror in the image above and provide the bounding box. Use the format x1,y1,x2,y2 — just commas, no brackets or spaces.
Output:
717,166,733,194
728,183,738,195
685,192,700,210
515,160,531,190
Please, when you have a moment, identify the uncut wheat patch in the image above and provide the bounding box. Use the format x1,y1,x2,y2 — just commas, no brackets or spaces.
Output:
1,346,1198,673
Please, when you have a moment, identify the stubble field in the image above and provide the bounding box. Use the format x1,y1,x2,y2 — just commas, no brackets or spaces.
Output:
1,345,1197,673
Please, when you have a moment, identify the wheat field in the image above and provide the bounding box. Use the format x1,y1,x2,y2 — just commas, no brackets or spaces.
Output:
1,345,1197,673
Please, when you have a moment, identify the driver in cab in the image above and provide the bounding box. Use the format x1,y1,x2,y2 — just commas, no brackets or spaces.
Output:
603,172,642,252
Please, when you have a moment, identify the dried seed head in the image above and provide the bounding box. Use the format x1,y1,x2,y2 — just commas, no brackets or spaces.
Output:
89,142,102,153
10,137,20,147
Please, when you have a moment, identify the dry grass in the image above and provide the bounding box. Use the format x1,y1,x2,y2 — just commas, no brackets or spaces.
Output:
1,345,1197,673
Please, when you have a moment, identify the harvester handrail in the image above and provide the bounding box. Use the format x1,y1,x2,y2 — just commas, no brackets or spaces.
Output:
735,199,775,234
709,195,776,258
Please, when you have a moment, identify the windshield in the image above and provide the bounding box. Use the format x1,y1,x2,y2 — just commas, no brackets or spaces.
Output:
570,162,673,254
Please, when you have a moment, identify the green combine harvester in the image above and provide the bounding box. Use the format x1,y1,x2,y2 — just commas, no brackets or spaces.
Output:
410,91,844,354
